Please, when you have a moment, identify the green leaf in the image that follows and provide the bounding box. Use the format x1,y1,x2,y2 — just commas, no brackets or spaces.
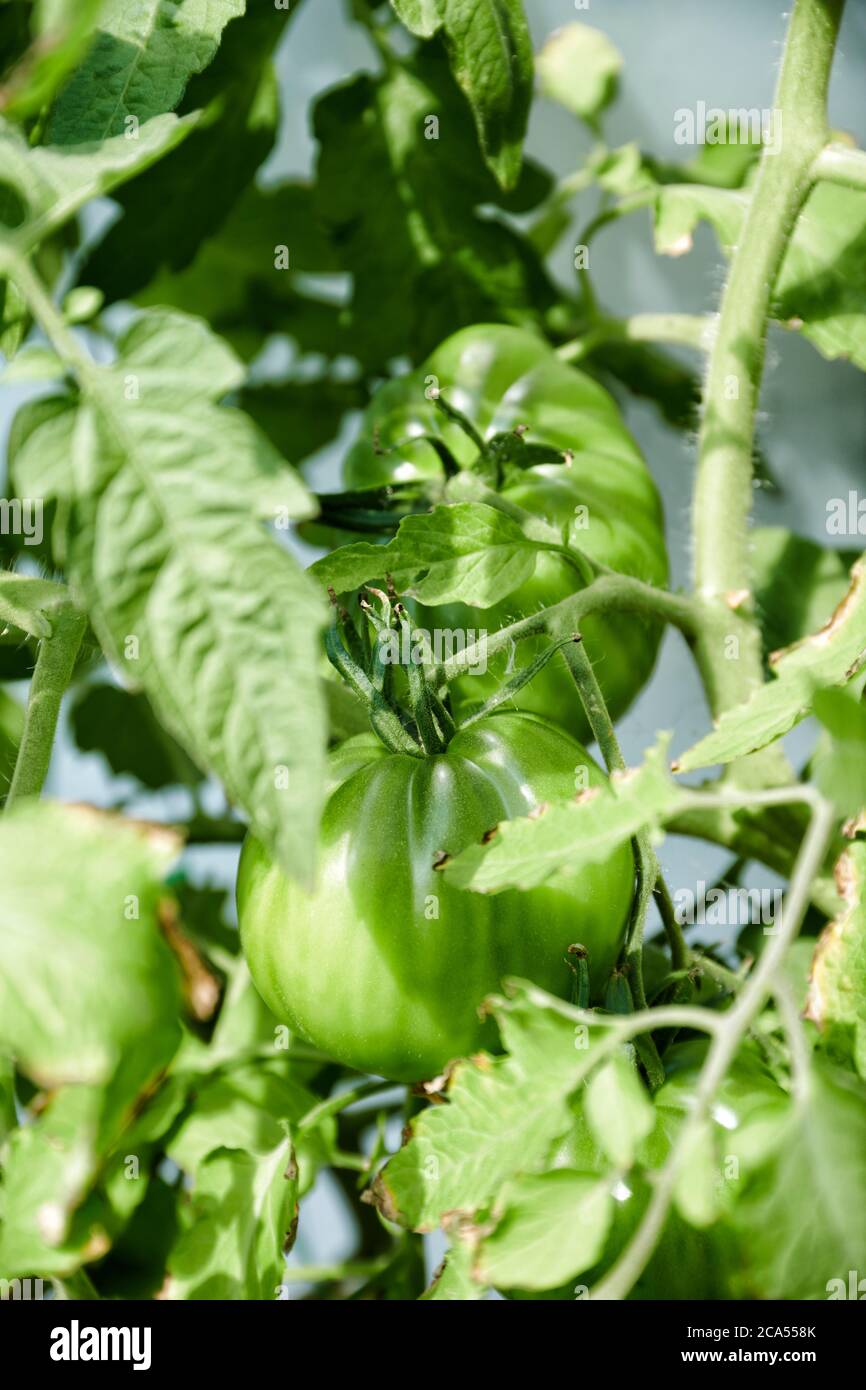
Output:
421,1239,487,1299
750,526,860,655
675,556,866,772
811,686,866,818
81,4,290,304
70,682,203,789
0,686,23,805
115,307,244,400
735,1063,866,1298
166,1136,298,1300
1,343,65,380
672,1119,720,1229
11,311,327,886
0,274,27,358
435,0,533,190
122,179,340,363
536,23,622,126
655,181,866,371
48,0,245,144
311,49,554,368
390,0,440,39
806,841,866,1079
373,983,609,1231
0,571,68,638
654,183,745,260
0,1085,113,1278
312,502,541,607
584,1052,655,1169
0,0,106,121
444,736,680,893
0,803,181,1127
94,1172,181,1299
389,2,534,187
0,110,200,252
167,1062,335,1198
475,1170,613,1291
648,1041,790,1180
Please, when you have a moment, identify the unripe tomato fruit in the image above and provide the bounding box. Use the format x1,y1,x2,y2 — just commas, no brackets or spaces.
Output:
338,325,668,744
238,712,633,1082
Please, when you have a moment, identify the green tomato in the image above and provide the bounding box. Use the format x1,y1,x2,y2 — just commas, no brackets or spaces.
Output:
339,325,668,743
238,711,633,1082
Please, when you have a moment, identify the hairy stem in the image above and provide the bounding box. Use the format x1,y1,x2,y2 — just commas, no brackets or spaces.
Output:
558,313,715,364
442,573,700,681
691,0,844,752
812,141,866,191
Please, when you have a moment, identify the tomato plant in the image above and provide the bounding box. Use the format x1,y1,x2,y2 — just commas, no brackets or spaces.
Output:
1,0,866,1321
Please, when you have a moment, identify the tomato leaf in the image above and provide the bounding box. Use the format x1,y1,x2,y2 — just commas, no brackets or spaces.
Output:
421,1240,487,1300
475,1170,613,1291
311,49,554,368
0,1086,113,1278
0,0,106,121
674,555,866,772
0,110,200,252
373,983,611,1231
655,181,866,371
10,310,327,887
806,840,866,1079
0,686,23,804
390,1,533,189
734,1063,866,1298
118,180,341,364
750,526,860,655
167,1063,335,1198
536,23,622,127
0,803,181,1126
444,736,680,893
48,0,245,143
435,0,533,191
390,0,441,39
584,1052,655,1169
165,1136,298,1300
70,683,203,789
672,1119,721,1229
312,502,542,607
0,571,68,639
811,685,866,818
80,4,291,305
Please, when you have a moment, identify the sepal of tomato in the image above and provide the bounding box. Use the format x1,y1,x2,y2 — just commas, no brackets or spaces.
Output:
238,712,633,1082
339,325,668,743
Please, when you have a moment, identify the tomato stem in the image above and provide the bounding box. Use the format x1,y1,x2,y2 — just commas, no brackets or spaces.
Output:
691,0,844,771
457,635,577,730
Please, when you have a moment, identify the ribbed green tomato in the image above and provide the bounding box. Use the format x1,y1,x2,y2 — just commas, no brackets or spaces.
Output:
238,712,633,1082
339,325,668,744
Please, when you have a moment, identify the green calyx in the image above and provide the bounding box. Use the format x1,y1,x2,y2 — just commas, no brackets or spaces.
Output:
315,390,573,535
325,583,580,758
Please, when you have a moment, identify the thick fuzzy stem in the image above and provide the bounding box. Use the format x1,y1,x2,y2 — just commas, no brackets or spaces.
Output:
691,0,844,767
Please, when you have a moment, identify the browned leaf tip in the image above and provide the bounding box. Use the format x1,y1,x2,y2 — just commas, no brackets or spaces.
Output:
158,898,220,1022
770,557,865,668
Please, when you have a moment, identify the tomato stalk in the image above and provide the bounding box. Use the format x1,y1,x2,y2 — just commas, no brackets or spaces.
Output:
691,0,845,779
